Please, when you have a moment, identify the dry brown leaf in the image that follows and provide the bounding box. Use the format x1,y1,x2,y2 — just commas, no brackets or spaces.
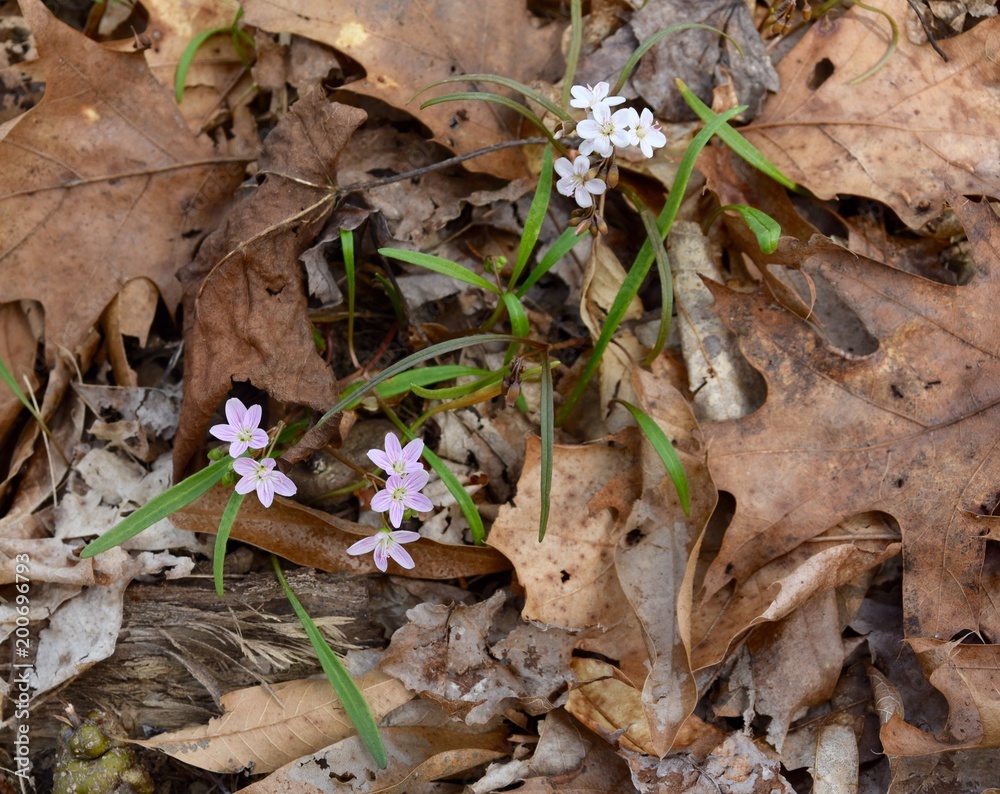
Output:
241,0,563,180
0,0,245,365
173,91,364,477
170,483,511,580
378,590,562,724
700,199,1000,645
240,725,510,793
0,303,38,447
137,672,413,774
567,657,655,755
742,0,1000,228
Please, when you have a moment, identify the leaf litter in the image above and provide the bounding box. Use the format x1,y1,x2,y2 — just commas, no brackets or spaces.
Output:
5,0,1000,791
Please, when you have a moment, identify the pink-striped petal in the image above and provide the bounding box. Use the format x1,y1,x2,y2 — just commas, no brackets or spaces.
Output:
387,543,415,569
403,492,433,513
346,535,379,555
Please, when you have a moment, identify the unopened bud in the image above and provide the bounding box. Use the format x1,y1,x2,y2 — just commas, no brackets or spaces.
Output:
606,162,619,189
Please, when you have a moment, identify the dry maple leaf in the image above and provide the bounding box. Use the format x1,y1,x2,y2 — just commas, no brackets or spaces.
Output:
701,199,1000,648
0,0,246,364
742,0,1000,228
241,0,563,180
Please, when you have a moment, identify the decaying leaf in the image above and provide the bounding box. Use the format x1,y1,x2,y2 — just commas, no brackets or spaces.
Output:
138,671,413,774
0,0,245,364
242,0,563,180
173,91,365,477
700,199,1000,749
742,0,1000,228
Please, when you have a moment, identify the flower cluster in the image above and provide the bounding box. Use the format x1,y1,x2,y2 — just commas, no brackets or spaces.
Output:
556,81,667,235
347,433,433,572
209,398,297,508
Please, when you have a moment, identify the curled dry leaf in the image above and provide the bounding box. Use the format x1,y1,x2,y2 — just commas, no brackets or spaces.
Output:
138,671,413,774
742,0,1000,228
0,0,246,365
241,0,562,180
170,484,511,580
173,91,365,477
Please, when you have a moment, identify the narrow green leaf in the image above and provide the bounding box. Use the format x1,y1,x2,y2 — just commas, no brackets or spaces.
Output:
511,146,553,289
411,371,499,400
612,23,742,96
561,0,583,108
379,248,500,294
413,75,573,122
213,490,245,597
175,28,226,103
0,356,39,422
314,334,530,430
272,557,388,768
373,273,406,326
627,193,673,366
342,229,357,361
516,226,585,298
848,1,899,84
80,457,232,558
556,105,746,424
419,92,563,149
341,365,492,409
676,79,802,192
501,293,530,339
538,352,554,541
723,205,781,254
614,400,690,515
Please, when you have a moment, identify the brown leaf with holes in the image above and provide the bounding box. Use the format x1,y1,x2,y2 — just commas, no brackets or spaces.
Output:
699,199,1000,750
173,91,365,477
241,0,563,180
0,0,245,365
741,0,1000,228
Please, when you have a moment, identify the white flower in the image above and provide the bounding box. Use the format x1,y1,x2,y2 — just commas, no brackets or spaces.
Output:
576,105,632,158
626,107,667,158
209,398,269,458
554,156,607,208
346,528,421,572
368,432,424,477
569,82,626,116
233,457,297,508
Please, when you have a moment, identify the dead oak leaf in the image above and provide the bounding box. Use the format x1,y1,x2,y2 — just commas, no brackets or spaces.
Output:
241,0,563,180
742,0,1000,228
0,0,246,364
700,199,1000,644
173,91,364,477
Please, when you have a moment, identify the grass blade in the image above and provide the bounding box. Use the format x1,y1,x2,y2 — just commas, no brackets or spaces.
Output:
556,105,746,424
561,0,583,108
419,92,564,149
175,28,224,103
379,248,500,294
272,557,388,768
501,293,530,339
342,229,358,367
614,400,690,515
715,205,781,254
213,490,245,597
511,146,553,289
676,79,802,192
515,226,585,298
538,351,554,541
80,457,232,558
411,371,499,400
413,75,573,122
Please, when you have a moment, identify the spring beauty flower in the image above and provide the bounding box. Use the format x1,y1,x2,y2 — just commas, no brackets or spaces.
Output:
626,107,667,158
576,104,632,158
554,156,606,208
569,81,625,115
371,469,433,528
346,528,420,572
233,457,297,508
209,398,269,458
368,433,424,477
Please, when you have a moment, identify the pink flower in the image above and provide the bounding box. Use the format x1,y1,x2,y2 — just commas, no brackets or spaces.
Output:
233,457,297,508
209,398,269,458
371,470,433,528
554,155,606,208
368,433,424,477
346,528,420,572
